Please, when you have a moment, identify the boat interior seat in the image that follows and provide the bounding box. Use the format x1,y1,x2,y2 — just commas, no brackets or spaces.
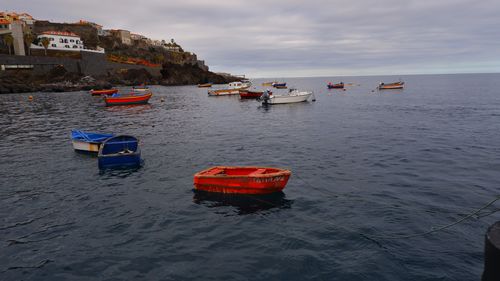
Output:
206,168,224,175
248,169,267,176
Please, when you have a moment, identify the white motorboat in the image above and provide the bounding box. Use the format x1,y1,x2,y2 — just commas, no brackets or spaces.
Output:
262,89,313,104
208,81,251,96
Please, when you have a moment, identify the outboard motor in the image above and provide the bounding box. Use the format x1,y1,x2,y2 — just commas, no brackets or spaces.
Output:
261,90,271,104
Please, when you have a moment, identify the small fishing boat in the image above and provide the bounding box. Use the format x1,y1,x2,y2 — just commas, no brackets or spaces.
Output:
327,82,344,89
103,92,152,106
261,81,275,86
132,86,150,92
90,89,118,96
239,90,271,99
272,82,286,88
378,81,404,90
98,135,141,169
198,83,212,88
208,81,250,96
194,166,291,194
71,130,113,153
261,89,313,105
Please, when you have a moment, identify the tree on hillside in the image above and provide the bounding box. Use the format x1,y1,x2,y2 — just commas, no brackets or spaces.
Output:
23,32,34,56
40,37,50,56
3,34,14,55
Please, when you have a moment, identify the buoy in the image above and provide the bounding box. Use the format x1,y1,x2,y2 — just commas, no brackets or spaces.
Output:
28,95,33,101
483,221,500,281
160,97,165,102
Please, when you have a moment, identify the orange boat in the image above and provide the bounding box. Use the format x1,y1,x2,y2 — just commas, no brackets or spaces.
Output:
104,92,152,106
90,89,118,96
198,83,212,88
194,166,291,195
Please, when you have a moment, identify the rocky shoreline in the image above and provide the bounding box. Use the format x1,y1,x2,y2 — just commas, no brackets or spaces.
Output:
0,63,239,94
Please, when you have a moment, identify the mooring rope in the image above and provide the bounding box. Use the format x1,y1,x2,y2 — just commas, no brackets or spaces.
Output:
251,172,500,240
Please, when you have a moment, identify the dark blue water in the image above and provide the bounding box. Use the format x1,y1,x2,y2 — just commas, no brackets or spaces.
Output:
1,73,500,280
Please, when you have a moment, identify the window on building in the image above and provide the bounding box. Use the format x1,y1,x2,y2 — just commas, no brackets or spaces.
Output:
51,44,56,47
64,39,68,43
70,39,74,42
73,45,78,48
59,38,64,43
76,40,80,44
65,45,70,48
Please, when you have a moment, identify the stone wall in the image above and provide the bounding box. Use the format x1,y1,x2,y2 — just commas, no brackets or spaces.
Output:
0,53,162,77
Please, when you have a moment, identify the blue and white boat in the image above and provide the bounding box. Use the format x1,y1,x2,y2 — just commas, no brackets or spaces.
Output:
71,130,114,153
98,135,141,169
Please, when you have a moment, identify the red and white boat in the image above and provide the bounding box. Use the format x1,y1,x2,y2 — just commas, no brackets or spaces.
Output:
194,166,291,195
103,92,152,106
90,89,118,96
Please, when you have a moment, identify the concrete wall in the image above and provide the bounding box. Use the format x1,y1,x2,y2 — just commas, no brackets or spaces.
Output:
0,53,162,77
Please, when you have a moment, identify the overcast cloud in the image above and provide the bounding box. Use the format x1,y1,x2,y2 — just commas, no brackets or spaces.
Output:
4,0,500,77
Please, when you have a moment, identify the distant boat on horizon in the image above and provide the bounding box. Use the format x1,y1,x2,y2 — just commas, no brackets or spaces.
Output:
378,81,404,90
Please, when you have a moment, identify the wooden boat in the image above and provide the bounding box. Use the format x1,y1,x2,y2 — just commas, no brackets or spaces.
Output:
90,89,118,96
262,82,275,86
272,82,286,87
274,85,287,89
194,166,291,194
239,90,271,99
71,130,113,153
327,82,344,89
198,83,212,88
104,92,152,106
262,89,312,104
208,81,250,96
98,135,141,169
378,81,404,90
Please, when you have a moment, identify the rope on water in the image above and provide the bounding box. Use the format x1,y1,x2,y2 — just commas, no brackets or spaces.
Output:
284,172,500,239
369,196,500,240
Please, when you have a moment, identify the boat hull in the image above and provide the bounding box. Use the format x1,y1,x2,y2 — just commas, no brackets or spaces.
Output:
239,90,265,99
194,166,291,195
265,92,312,104
379,82,404,90
104,93,152,106
98,153,141,169
198,83,212,88
208,87,249,96
72,140,101,153
327,84,344,89
90,89,118,96
98,135,141,169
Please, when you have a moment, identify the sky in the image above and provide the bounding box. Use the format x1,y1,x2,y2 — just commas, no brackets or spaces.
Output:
4,0,500,77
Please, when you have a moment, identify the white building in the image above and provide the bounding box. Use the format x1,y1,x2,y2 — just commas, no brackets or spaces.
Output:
32,31,104,53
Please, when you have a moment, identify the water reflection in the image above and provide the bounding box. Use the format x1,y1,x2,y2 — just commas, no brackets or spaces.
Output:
104,104,153,113
98,165,142,178
193,191,293,215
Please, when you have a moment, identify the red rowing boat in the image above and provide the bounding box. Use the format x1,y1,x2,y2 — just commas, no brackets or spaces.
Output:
239,90,271,99
90,89,118,96
194,166,291,194
104,92,152,106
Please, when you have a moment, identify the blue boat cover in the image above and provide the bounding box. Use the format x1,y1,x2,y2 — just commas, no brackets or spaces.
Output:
71,130,114,143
